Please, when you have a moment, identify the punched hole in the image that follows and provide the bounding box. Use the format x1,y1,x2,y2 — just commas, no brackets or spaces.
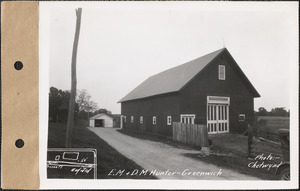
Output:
15,139,24,148
14,61,23,70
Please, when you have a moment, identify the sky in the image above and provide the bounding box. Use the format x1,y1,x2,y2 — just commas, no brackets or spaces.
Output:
41,2,298,114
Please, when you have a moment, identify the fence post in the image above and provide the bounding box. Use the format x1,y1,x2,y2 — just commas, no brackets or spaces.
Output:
248,124,253,157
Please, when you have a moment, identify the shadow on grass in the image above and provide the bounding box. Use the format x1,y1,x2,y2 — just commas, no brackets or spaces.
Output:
48,122,157,179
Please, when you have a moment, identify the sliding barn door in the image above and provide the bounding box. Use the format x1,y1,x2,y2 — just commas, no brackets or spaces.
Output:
207,96,230,134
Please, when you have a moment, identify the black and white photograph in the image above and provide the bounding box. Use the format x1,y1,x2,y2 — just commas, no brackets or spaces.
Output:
39,1,298,189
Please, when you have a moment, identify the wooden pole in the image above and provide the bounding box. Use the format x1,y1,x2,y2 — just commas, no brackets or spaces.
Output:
248,124,253,157
66,8,82,148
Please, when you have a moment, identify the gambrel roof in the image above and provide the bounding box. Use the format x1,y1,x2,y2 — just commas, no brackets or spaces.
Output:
119,48,260,103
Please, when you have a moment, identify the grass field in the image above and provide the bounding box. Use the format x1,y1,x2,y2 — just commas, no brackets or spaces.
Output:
47,121,157,179
256,116,289,130
256,116,289,142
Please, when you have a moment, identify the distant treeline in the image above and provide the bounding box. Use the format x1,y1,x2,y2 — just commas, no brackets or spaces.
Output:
49,86,112,123
255,107,289,117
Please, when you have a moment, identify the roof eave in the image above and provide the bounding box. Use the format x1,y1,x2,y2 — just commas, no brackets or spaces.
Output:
118,91,179,103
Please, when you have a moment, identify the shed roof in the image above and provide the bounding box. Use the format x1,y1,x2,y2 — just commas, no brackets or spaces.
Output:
119,48,259,102
90,113,113,120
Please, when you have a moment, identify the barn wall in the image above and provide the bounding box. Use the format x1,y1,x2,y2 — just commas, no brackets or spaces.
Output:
121,93,180,137
179,50,256,133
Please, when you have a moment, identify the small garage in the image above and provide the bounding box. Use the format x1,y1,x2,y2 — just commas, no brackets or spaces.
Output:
89,113,113,127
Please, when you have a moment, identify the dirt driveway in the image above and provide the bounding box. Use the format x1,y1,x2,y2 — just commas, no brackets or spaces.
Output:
88,127,260,180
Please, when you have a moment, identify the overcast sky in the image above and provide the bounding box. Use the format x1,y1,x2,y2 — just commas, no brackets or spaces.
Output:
41,2,298,114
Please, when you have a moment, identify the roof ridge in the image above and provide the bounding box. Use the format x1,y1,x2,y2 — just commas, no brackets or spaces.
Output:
118,47,226,102
149,47,226,78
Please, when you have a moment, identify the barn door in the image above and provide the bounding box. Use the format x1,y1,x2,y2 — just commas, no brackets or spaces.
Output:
207,104,229,134
207,96,230,134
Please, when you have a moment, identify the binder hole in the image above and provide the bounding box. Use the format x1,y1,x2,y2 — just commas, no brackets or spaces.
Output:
15,139,24,148
14,61,23,70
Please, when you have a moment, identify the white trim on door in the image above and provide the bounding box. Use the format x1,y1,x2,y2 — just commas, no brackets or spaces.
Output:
180,114,195,124
207,96,230,134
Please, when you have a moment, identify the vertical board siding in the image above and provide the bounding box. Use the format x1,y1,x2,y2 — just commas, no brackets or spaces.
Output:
172,122,208,147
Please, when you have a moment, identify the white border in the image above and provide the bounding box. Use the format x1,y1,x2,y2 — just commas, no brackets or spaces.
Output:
39,1,299,189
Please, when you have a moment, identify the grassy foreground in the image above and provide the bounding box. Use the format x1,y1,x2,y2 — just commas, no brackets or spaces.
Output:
119,129,281,180
48,121,156,179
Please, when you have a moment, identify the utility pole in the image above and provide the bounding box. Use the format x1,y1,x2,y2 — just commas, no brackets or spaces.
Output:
66,8,82,148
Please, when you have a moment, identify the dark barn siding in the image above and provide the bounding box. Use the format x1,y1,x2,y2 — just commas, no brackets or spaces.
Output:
121,93,180,137
121,49,258,136
179,51,255,133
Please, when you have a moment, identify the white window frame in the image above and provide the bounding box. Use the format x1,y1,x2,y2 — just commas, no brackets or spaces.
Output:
153,116,156,125
239,114,246,122
167,116,172,125
140,116,143,124
180,114,195,124
131,116,134,123
218,65,225,80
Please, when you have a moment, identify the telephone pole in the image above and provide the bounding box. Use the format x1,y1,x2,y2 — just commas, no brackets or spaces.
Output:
66,8,82,147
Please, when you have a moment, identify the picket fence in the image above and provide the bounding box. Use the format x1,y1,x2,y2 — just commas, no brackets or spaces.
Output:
172,122,209,147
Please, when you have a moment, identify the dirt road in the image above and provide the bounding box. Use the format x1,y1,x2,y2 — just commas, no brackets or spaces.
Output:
88,127,260,180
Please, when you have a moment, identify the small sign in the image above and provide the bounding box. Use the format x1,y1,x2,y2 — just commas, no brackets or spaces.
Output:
47,148,97,179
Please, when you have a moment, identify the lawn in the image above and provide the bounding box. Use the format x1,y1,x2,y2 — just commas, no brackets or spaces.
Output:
184,133,282,180
47,121,157,179
119,129,282,180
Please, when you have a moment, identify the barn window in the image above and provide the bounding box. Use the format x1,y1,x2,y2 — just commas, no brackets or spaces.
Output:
131,116,134,123
219,65,225,80
180,114,195,124
140,116,143,124
153,116,156,124
167,116,172,125
239,114,245,122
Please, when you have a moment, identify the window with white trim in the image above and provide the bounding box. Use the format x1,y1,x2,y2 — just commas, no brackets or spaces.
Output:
131,116,134,123
140,116,143,124
239,114,245,122
219,65,225,80
180,114,195,124
153,116,156,124
167,116,172,125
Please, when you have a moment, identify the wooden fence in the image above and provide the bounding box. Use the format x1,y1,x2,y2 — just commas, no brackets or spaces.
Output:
248,125,282,158
172,122,208,147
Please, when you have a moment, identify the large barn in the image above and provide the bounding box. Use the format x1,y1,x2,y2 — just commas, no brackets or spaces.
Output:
118,48,260,137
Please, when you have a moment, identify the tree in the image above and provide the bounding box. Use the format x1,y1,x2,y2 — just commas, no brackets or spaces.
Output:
77,90,98,112
257,107,268,116
49,87,74,123
270,107,289,117
93,108,112,116
66,8,82,148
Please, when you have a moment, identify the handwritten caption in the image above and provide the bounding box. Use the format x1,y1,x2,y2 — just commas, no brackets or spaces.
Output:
108,169,223,177
248,153,282,170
